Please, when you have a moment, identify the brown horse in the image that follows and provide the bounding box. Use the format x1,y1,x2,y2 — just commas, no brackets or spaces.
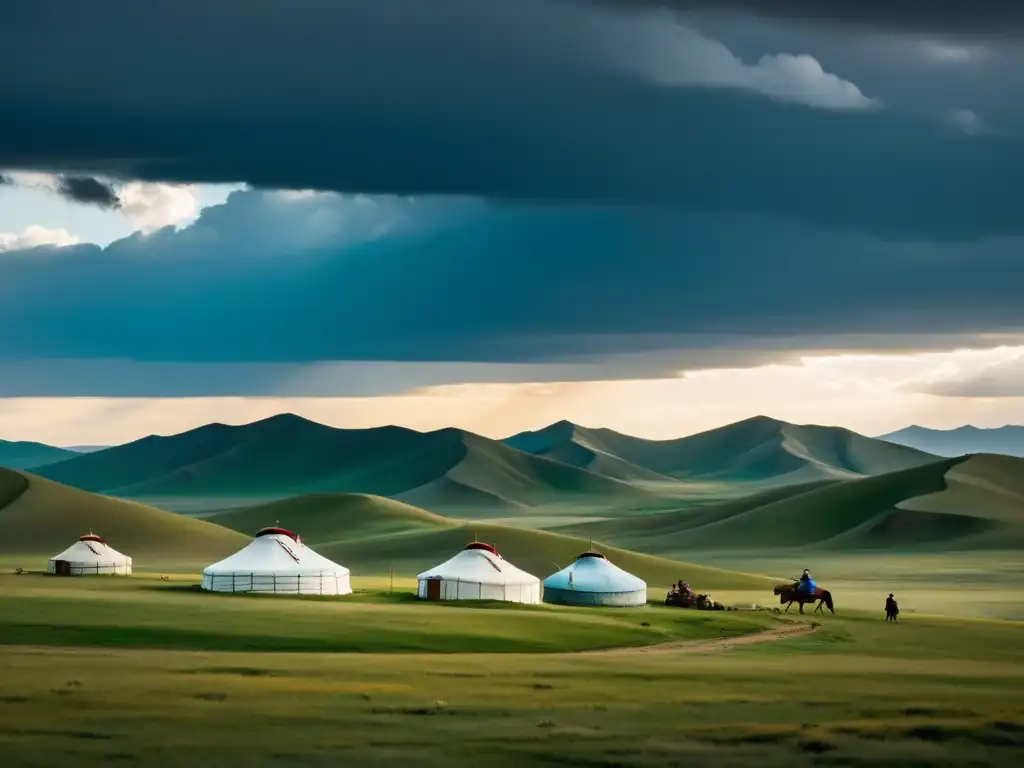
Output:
774,583,834,615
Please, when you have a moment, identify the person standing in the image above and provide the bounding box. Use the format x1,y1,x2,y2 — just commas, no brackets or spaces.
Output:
885,593,899,622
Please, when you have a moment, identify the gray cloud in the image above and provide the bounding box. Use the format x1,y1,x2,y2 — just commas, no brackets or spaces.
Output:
56,176,121,208
2,170,124,209
1,0,1023,240
0,190,1022,396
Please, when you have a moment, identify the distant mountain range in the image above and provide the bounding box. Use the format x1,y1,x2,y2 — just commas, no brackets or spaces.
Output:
4,412,1022,563
504,416,936,484
23,413,940,514
30,414,650,513
0,440,80,470
879,425,1024,458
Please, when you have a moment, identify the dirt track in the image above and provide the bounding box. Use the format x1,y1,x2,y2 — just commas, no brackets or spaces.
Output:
581,620,817,656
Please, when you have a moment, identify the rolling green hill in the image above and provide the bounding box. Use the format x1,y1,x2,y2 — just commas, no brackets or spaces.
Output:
0,439,79,470
0,468,248,565
33,414,657,514
318,522,773,590
202,493,459,541
200,491,771,589
505,416,939,484
555,455,1024,555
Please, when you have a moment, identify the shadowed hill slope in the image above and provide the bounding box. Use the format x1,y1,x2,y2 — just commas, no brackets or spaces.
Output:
33,414,653,513
505,416,938,484
202,493,459,542
0,469,248,564
554,480,837,550
199,491,772,589
894,454,1024,547
315,522,774,590
504,420,679,483
0,440,79,470
555,455,1024,555
879,425,1024,458
32,415,448,498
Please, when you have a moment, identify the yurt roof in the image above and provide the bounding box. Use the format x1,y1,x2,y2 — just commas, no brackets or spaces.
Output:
255,526,297,541
463,541,498,555
50,535,130,564
417,544,538,587
203,529,348,577
543,551,646,593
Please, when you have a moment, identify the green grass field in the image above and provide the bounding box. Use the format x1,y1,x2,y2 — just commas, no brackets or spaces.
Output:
4,432,1024,767
0,572,1022,767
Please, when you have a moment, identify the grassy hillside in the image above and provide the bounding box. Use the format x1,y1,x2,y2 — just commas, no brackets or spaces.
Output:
0,439,79,470
894,454,1024,547
0,469,247,566
0,468,29,509
554,480,837,551
315,521,774,590
202,493,459,541
200,490,771,589
506,416,938,484
34,415,656,514
557,455,1024,555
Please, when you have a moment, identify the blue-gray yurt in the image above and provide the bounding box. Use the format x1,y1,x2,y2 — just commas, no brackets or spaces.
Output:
542,551,647,607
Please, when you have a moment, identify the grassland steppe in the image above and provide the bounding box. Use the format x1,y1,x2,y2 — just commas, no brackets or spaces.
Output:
1,414,1022,766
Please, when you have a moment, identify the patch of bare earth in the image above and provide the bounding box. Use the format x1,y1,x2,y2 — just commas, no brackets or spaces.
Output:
580,620,816,656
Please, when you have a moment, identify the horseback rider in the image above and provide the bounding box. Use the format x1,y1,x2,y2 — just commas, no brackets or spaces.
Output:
797,568,814,595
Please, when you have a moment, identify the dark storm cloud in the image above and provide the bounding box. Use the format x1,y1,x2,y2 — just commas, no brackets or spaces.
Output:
2,0,1023,241
0,190,1022,397
591,1,1024,38
55,176,121,209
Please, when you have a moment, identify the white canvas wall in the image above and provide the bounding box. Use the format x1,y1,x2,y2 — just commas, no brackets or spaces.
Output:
48,537,132,576
202,531,352,595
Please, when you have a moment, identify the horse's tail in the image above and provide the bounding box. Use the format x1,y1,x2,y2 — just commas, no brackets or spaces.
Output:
823,590,835,615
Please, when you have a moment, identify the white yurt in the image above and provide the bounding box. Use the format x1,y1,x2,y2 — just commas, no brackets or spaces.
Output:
47,534,132,576
417,542,541,603
543,551,647,607
201,526,352,595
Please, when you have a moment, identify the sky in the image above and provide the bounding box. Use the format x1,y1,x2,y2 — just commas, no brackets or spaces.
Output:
2,0,1024,446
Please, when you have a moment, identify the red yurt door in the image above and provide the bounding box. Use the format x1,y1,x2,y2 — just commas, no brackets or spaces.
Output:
426,578,442,601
